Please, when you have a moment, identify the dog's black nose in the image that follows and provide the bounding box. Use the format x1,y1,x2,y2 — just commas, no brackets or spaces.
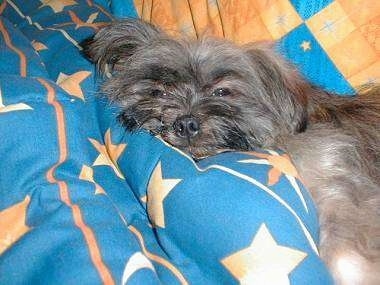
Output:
174,116,200,138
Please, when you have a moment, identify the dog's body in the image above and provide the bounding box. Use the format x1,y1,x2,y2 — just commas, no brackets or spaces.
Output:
279,90,380,284
84,19,380,284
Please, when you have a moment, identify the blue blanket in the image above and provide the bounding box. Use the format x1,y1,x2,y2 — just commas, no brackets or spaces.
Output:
0,1,332,284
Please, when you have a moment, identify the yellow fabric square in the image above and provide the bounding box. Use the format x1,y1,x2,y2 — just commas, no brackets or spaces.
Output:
306,1,356,50
328,30,377,78
348,61,380,89
259,0,302,40
338,0,380,27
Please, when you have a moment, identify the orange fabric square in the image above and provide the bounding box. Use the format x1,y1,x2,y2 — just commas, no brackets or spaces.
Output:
358,15,380,56
233,16,272,44
338,0,380,27
306,1,356,50
328,30,377,78
135,0,182,35
150,1,180,35
170,1,197,37
134,0,276,43
217,0,260,41
252,0,280,13
187,0,224,38
134,0,153,22
259,0,302,39
348,61,380,89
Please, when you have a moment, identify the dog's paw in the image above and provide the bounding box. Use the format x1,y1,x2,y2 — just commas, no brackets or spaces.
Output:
329,250,380,285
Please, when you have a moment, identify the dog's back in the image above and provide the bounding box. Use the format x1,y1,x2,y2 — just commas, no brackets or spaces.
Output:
310,86,380,180
282,86,380,284
350,87,380,180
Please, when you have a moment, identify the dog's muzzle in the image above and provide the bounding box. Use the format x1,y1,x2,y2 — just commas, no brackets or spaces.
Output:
173,115,200,138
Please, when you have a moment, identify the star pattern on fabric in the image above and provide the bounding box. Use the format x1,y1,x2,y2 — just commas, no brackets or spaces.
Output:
0,196,31,255
56,71,91,100
140,195,147,203
365,77,378,85
39,0,77,13
147,161,181,228
239,151,300,186
31,40,48,51
275,14,288,27
239,151,309,211
68,11,108,31
0,1,6,14
300,41,311,51
0,87,33,113
321,20,336,34
122,252,156,285
221,223,307,285
89,129,126,179
79,165,106,195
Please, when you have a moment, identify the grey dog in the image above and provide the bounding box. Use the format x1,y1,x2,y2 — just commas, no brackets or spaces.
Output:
84,19,380,284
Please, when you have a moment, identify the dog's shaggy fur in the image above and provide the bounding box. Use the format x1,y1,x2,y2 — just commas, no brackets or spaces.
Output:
84,19,380,284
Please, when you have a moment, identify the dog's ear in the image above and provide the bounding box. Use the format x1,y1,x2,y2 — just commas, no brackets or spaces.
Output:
82,19,163,77
244,43,310,134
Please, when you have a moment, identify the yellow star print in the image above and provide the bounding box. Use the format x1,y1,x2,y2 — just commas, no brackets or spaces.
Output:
221,223,307,285
239,151,309,212
79,165,106,195
147,161,181,228
0,196,31,255
89,129,126,179
240,151,301,186
56,71,91,100
300,41,311,52
31,40,48,51
68,11,107,31
39,0,77,13
0,87,33,113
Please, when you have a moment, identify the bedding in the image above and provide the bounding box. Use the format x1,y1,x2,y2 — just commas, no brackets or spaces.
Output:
1,0,377,284
133,0,379,95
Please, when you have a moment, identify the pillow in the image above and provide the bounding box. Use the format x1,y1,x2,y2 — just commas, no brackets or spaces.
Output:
113,128,334,284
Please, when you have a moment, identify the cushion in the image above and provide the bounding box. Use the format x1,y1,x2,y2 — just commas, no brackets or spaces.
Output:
0,1,332,284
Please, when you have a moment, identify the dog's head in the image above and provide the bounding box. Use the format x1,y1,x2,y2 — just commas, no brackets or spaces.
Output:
84,19,309,159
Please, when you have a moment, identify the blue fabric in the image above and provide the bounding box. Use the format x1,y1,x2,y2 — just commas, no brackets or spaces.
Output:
289,0,333,20
0,1,332,284
277,24,355,95
94,0,138,18
110,0,138,18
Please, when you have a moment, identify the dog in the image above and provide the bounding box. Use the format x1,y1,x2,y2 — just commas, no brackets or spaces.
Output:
84,19,380,284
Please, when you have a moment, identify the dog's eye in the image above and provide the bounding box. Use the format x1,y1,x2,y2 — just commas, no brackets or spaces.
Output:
109,55,119,64
212,88,231,97
150,89,166,97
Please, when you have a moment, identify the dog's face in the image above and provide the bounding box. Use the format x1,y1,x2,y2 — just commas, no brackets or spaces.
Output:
84,19,308,159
